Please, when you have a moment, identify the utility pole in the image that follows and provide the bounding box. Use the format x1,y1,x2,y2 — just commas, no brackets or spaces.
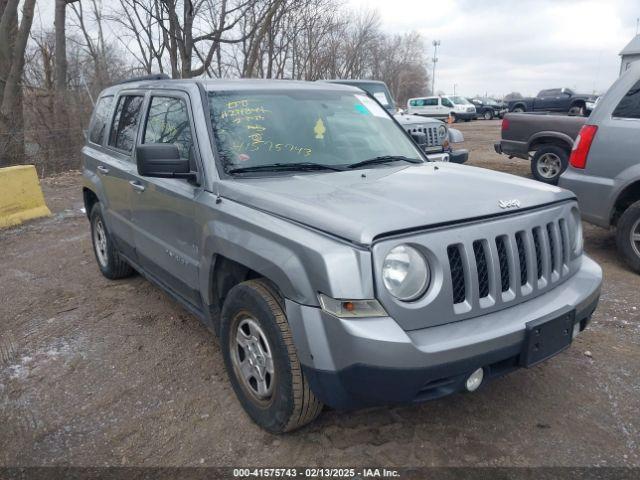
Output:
432,40,440,95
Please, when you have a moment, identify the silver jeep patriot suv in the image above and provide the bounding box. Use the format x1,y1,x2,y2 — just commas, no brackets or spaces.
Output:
82,77,602,433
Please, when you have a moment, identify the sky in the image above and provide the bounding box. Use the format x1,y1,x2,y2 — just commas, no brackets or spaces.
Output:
348,0,639,97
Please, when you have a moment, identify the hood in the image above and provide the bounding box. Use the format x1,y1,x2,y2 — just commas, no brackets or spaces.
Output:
394,114,444,127
218,163,574,245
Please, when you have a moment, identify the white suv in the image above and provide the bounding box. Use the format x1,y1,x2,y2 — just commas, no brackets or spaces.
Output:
407,95,476,122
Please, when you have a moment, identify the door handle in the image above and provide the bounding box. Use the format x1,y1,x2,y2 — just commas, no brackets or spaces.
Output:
97,165,110,174
129,180,146,193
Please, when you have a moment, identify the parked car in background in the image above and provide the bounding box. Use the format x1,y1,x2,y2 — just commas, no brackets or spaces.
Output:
470,98,507,120
560,63,640,273
508,88,598,116
494,113,585,184
83,76,601,433
407,95,476,122
326,80,468,163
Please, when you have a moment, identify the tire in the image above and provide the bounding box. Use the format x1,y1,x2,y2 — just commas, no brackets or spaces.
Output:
220,279,323,433
568,104,585,116
90,204,134,279
483,110,493,120
513,106,525,113
530,145,568,185
616,200,640,274
464,118,471,122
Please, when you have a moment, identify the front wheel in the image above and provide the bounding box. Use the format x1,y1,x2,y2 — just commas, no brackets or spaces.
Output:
483,110,493,120
512,106,525,113
616,201,640,274
530,145,568,185
220,279,323,433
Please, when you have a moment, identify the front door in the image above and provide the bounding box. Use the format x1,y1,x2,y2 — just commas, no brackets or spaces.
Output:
130,93,202,308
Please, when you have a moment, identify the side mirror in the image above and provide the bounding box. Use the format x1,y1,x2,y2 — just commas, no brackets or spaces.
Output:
136,144,196,180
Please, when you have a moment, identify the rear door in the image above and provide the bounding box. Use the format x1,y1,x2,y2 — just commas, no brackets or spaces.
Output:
130,91,202,308
94,92,146,260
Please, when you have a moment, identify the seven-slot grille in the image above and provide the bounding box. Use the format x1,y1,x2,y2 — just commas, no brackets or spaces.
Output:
447,218,570,309
404,125,442,148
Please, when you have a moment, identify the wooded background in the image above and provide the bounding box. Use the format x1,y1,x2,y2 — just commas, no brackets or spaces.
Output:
0,0,431,176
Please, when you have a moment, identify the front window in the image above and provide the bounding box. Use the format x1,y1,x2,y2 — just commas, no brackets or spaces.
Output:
450,96,471,105
208,90,423,174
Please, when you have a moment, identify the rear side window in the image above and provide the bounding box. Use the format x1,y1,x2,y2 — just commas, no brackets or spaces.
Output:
108,95,144,153
612,80,640,119
88,96,113,145
143,96,193,161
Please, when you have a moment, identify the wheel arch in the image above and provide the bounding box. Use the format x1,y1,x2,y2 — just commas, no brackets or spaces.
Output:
82,187,99,219
611,180,640,226
528,132,573,153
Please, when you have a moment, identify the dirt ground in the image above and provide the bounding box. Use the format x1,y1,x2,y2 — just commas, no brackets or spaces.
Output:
1,120,639,467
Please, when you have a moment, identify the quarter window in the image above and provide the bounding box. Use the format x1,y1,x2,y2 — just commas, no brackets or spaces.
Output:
143,96,193,161
88,96,113,145
612,79,640,119
108,95,144,153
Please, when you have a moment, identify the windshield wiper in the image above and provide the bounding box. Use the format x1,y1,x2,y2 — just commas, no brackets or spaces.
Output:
227,162,345,174
347,155,423,170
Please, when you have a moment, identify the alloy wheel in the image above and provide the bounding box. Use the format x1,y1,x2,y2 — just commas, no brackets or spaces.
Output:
230,315,275,403
93,218,108,267
536,153,562,179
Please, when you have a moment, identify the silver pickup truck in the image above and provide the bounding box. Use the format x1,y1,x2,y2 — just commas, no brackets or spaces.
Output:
82,77,602,433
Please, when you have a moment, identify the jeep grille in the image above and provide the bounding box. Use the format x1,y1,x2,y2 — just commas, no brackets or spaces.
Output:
447,219,571,307
404,124,442,148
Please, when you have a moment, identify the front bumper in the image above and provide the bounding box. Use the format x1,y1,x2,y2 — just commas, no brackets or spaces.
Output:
286,255,602,410
454,111,476,120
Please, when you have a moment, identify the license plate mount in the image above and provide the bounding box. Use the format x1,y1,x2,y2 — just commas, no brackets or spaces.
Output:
520,309,575,367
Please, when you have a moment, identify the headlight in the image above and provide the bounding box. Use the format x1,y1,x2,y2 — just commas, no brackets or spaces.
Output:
568,207,583,255
438,125,447,138
382,245,430,301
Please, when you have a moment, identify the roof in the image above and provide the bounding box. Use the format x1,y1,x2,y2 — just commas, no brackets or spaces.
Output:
101,78,360,95
620,35,640,56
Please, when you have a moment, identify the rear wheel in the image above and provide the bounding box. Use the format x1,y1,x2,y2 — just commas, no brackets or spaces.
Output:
90,205,134,279
220,279,323,433
568,104,585,116
513,106,525,113
616,201,640,274
530,145,568,185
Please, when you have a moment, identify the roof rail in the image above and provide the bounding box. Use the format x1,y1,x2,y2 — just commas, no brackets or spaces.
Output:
115,73,171,85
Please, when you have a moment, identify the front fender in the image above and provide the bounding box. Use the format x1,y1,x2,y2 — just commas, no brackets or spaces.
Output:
448,128,464,143
198,195,375,307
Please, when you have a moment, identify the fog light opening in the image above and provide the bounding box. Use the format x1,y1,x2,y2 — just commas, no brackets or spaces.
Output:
466,368,484,392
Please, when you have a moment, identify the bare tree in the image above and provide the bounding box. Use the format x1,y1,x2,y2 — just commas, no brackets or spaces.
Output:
0,0,37,167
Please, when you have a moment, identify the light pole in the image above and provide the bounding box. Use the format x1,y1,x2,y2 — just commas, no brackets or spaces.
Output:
432,40,440,95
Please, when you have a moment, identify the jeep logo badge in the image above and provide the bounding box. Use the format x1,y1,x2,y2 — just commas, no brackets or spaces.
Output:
499,199,521,209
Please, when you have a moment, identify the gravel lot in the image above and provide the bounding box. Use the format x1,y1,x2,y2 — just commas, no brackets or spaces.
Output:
1,120,639,467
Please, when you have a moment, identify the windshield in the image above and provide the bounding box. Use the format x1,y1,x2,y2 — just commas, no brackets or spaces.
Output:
348,82,392,107
208,90,423,173
450,96,472,105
